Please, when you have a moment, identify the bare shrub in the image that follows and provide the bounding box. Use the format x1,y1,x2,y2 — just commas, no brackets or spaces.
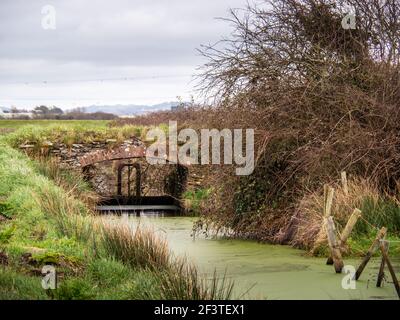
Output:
194,0,400,242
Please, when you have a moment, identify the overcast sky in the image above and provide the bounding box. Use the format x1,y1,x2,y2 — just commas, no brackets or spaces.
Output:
0,0,250,109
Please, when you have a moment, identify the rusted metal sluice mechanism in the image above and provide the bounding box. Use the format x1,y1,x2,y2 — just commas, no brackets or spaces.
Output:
95,162,182,215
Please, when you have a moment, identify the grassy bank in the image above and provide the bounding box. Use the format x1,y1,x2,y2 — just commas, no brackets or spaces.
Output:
1,122,147,149
0,142,233,300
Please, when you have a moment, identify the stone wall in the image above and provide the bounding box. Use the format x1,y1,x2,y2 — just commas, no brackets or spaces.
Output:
20,137,142,168
19,137,200,200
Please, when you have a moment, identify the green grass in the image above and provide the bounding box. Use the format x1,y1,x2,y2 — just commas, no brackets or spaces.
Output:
183,188,211,215
0,119,110,130
1,123,145,148
33,156,98,208
344,194,400,256
0,268,48,300
347,233,400,257
354,196,400,236
0,143,89,261
0,225,15,245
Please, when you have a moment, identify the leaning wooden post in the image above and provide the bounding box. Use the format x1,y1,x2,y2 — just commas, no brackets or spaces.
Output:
355,227,387,280
379,242,400,298
327,208,361,265
339,208,361,245
376,240,389,288
341,171,349,196
325,216,344,273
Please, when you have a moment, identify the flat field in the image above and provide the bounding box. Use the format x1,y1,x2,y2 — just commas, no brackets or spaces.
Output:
0,119,110,129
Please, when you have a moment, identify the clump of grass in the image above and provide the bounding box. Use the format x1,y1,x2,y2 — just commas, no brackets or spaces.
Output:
152,259,234,300
87,257,132,288
0,267,48,300
0,225,15,245
33,156,98,208
183,188,211,215
0,201,13,219
357,196,400,235
34,186,94,243
85,258,165,300
101,224,170,271
100,222,235,300
51,278,96,300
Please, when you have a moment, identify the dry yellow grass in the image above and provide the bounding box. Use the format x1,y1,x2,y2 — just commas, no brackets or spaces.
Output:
291,177,396,251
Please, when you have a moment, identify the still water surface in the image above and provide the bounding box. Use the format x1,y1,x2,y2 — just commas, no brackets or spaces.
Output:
107,214,398,300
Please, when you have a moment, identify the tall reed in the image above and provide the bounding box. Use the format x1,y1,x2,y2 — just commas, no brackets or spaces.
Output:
34,156,98,209
101,224,170,271
154,258,234,300
35,186,94,243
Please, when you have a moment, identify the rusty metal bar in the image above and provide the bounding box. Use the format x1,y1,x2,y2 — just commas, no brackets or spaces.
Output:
117,163,124,196
127,164,132,197
117,163,141,198
134,163,141,198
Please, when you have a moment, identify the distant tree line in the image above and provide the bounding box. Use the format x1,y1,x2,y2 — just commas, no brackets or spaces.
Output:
1,105,117,120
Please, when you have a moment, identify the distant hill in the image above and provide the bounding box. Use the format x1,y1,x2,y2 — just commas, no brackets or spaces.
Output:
0,102,183,117
81,102,181,116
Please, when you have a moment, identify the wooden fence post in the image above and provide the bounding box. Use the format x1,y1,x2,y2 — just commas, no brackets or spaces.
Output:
355,227,387,280
341,171,349,196
376,240,389,288
379,242,400,298
324,185,334,217
325,216,344,273
327,208,361,265
311,185,335,254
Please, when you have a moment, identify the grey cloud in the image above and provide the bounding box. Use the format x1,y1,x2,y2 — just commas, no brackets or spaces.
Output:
0,0,246,65
0,0,250,107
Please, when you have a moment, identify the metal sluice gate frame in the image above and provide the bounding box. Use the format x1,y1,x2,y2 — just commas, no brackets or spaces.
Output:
96,162,182,215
